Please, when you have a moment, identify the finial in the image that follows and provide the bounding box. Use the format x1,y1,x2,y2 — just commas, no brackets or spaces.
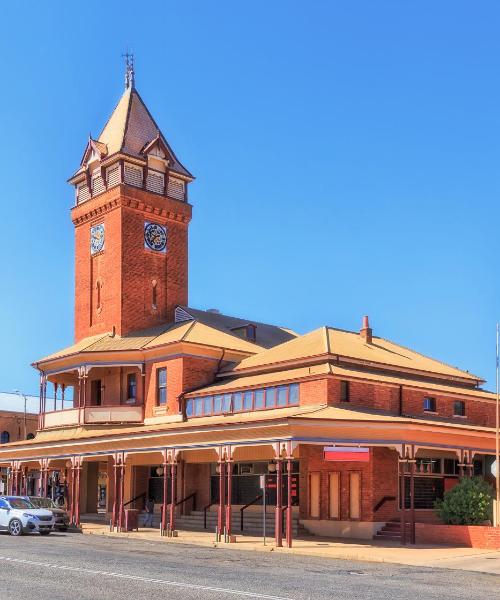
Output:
122,50,135,90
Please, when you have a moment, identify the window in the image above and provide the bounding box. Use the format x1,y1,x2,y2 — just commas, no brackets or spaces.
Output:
349,472,361,519
0,431,9,444
423,397,436,412
26,433,35,440
340,380,350,402
152,280,158,310
96,280,102,312
156,368,167,406
0,499,9,509
328,472,340,519
127,373,137,402
185,383,301,418
453,400,465,417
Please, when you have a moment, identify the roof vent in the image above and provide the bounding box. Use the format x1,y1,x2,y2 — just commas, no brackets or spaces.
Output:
207,308,221,314
360,315,372,344
230,324,257,343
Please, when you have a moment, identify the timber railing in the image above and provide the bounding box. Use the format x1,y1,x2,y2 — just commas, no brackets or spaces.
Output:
123,492,146,510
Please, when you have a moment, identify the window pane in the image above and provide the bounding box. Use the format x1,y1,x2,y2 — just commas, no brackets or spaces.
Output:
222,394,232,412
213,395,223,414
454,401,465,416
158,368,166,386
203,396,213,415
423,397,436,412
194,398,203,416
186,399,194,417
158,387,166,406
243,391,253,411
233,392,243,411
254,389,265,409
265,387,276,408
289,384,299,405
277,386,287,407
127,374,136,399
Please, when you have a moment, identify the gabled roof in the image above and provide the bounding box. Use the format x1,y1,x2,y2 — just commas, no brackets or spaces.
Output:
73,86,193,179
225,326,482,384
34,320,263,365
176,306,297,349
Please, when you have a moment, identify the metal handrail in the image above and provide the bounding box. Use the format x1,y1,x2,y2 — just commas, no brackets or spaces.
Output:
123,491,146,509
373,495,396,512
240,494,263,531
203,502,216,529
175,492,196,512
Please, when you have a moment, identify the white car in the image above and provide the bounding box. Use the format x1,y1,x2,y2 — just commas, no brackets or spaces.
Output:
0,496,55,536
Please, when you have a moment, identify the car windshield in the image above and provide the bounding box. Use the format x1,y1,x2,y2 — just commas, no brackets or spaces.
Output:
29,498,56,509
7,498,34,509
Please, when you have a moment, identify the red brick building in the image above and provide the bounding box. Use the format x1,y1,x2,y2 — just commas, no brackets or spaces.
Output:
0,62,497,545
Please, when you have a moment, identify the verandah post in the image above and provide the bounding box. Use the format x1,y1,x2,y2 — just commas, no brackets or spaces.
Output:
286,457,293,548
217,457,225,540
409,446,416,545
399,445,407,545
275,458,283,547
225,454,233,540
161,450,168,533
169,461,177,532
111,455,118,531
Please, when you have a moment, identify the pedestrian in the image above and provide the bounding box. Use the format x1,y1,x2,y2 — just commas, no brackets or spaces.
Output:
143,496,155,528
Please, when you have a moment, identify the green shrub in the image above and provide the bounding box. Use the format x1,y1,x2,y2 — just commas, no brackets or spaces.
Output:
434,477,493,525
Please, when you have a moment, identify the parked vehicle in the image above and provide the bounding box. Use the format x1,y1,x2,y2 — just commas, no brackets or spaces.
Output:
25,497,70,531
0,496,55,536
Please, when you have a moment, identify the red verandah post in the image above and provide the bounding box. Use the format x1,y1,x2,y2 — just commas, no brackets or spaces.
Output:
111,454,119,531
399,446,407,546
161,450,168,533
169,461,177,532
275,459,283,547
225,458,233,540
286,457,293,548
217,459,225,540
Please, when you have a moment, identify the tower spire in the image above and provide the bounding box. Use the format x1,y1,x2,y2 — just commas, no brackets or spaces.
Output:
122,51,135,90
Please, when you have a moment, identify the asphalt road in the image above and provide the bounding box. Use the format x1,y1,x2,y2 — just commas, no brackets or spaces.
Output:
0,531,498,600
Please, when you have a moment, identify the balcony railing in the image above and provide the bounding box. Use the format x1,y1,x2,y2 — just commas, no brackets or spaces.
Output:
42,405,143,429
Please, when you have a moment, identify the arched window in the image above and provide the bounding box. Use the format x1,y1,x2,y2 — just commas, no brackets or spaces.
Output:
152,280,158,310
0,431,10,444
96,279,102,312
26,433,35,440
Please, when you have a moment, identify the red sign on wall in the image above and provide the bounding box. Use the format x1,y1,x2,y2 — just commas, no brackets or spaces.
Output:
323,446,370,462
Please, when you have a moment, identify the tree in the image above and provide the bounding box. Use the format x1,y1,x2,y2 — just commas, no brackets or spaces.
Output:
435,477,493,525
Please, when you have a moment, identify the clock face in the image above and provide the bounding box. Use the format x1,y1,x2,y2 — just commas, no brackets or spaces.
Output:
90,224,105,255
144,222,167,252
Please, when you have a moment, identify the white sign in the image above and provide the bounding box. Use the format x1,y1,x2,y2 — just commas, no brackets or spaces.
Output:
491,459,497,478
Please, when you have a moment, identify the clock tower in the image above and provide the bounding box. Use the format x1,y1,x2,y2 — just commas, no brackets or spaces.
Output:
69,58,194,342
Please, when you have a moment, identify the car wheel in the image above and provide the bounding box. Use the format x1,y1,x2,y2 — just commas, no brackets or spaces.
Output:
39,531,51,536
9,519,23,536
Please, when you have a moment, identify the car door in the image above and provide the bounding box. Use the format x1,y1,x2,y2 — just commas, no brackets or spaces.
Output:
0,499,9,528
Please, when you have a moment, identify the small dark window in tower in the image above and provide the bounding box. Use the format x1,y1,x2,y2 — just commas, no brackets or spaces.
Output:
0,431,9,444
127,373,137,402
453,400,465,417
340,380,350,402
423,397,436,412
152,280,158,310
157,368,167,406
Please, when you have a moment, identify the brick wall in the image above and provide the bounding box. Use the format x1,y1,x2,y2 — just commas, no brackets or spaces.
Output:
73,184,191,341
298,376,495,428
0,412,37,443
415,523,500,549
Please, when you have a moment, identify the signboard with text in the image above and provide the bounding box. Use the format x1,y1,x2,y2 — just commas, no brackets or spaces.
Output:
323,446,370,462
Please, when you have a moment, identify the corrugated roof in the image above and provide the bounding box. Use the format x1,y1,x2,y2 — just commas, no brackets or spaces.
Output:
178,307,297,349
185,364,331,397
229,326,481,383
35,320,263,365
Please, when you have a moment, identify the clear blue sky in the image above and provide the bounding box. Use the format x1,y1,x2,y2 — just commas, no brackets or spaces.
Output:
0,1,499,397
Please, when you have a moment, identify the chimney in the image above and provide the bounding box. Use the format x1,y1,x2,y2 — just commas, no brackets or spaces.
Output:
360,315,372,344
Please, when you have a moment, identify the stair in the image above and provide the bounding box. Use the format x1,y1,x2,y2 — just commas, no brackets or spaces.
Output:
374,520,402,541
139,510,303,537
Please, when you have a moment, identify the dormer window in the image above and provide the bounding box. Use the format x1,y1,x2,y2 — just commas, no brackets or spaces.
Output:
230,324,257,343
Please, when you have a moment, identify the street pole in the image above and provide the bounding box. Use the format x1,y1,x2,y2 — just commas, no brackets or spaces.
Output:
14,390,27,440
496,324,500,527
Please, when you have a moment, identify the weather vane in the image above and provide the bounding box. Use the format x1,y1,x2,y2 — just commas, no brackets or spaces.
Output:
122,51,135,89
